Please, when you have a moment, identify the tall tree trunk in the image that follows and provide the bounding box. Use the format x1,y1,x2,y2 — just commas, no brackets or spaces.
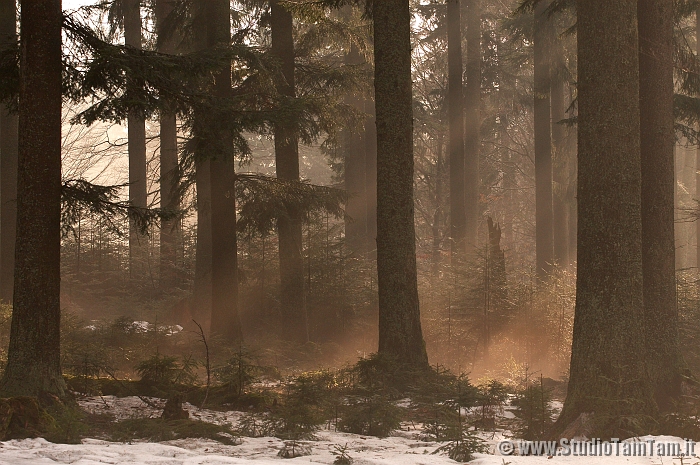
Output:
696,9,700,273
365,100,378,256
0,0,17,304
193,157,212,325
639,0,684,410
156,0,181,290
552,76,569,268
1,0,66,397
271,0,307,343
534,0,553,279
464,0,480,253
447,0,465,258
433,133,444,271
344,45,367,255
374,0,429,368
193,0,211,326
207,0,241,341
124,0,148,280
554,0,656,435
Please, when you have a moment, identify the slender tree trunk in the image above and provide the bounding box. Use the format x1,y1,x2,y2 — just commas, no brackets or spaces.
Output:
447,0,465,258
464,0,480,253
1,0,66,397
0,0,17,304
194,157,212,325
554,0,656,435
365,100,378,256
696,9,700,272
123,0,148,280
639,0,684,410
534,0,553,279
156,0,181,290
271,0,307,343
374,0,429,368
433,133,444,271
552,75,569,268
207,0,241,341
344,45,367,255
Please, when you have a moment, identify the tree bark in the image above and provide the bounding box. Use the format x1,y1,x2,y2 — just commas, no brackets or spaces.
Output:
639,0,684,410
343,45,367,255
123,0,148,280
447,0,465,259
0,0,17,304
156,0,181,290
374,0,429,368
1,0,66,397
464,0,480,254
365,100,378,256
271,0,307,343
554,0,656,436
534,0,553,279
552,68,569,269
207,0,241,341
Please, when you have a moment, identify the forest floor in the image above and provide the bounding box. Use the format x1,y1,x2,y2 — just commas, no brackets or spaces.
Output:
0,395,689,465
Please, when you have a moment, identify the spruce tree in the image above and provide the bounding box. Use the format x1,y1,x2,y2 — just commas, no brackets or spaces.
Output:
447,0,466,258
374,0,429,368
1,0,66,397
271,0,308,343
555,0,656,435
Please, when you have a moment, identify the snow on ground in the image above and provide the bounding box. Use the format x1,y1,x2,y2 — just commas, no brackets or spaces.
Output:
0,397,693,465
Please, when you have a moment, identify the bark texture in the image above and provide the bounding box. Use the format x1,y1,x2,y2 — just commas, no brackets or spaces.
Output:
271,0,307,343
639,0,685,410
534,0,553,279
124,0,148,280
1,0,66,397
447,0,465,258
374,0,429,368
0,0,17,304
156,0,181,290
555,0,656,435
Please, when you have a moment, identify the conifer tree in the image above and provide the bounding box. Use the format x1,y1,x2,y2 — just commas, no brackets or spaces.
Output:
123,0,148,280
374,0,429,368
534,0,553,279
555,0,656,435
1,0,66,397
464,0,480,253
271,0,308,343
155,0,181,289
447,0,466,258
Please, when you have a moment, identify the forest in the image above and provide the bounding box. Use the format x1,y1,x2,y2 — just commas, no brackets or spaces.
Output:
0,0,696,463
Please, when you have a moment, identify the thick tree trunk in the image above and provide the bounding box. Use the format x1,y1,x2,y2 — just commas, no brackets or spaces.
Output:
344,45,367,255
552,75,569,269
639,0,684,410
464,0,480,253
0,0,17,304
207,0,242,341
534,0,553,279
124,0,148,280
554,0,656,436
447,0,465,258
1,0,66,397
156,0,181,290
374,0,429,368
696,9,700,273
271,0,307,343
